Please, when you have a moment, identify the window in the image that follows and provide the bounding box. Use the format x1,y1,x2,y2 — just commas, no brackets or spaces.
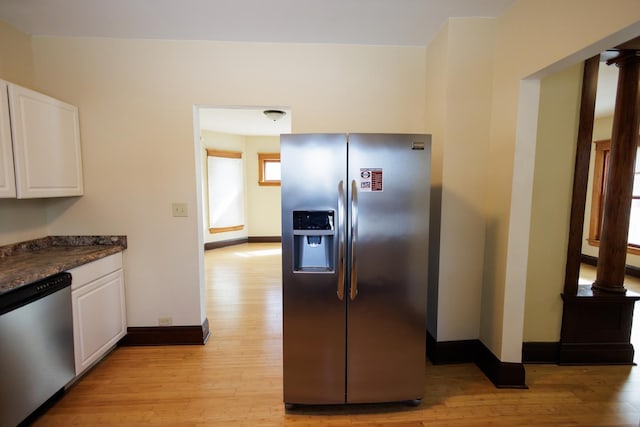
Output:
206,149,245,234
258,153,281,186
588,139,640,254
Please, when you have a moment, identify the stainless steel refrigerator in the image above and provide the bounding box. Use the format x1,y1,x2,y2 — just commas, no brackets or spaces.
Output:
281,133,430,406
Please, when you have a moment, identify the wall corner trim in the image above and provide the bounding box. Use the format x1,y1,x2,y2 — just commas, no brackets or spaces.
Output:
427,331,528,389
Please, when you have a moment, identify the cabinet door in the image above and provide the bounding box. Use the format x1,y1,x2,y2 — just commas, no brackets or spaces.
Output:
0,81,16,198
72,269,126,375
8,83,83,198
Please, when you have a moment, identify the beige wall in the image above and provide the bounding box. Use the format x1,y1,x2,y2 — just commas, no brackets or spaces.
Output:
245,135,281,237
424,1,640,360
523,63,582,342
0,19,34,87
424,18,447,339
482,0,640,361
0,20,50,246
27,37,426,327
425,18,495,342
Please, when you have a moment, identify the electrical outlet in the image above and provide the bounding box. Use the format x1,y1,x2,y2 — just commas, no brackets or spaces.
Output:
172,203,188,217
158,316,173,326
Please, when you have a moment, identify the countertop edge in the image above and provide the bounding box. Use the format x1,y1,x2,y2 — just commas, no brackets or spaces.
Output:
0,235,127,258
0,236,127,295
17,246,125,287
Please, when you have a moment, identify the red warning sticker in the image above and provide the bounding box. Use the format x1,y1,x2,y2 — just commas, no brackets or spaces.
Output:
359,168,383,192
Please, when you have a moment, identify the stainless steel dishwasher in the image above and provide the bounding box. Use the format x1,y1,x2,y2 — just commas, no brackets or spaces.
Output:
0,272,75,427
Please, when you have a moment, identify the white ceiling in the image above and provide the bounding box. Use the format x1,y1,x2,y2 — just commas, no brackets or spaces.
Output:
0,0,517,135
0,0,516,46
0,0,619,132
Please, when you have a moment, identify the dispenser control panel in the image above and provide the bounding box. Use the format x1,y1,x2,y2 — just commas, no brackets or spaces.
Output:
293,211,334,231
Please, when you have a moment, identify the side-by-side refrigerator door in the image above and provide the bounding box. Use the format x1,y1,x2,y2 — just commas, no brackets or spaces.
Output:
281,133,348,405
346,133,430,404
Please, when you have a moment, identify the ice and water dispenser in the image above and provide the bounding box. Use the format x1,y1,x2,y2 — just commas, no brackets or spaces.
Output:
292,210,335,272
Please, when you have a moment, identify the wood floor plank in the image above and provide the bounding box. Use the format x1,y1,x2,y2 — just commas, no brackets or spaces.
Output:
32,243,640,426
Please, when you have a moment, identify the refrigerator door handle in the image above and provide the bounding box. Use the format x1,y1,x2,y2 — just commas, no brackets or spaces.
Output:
337,180,345,301
349,179,358,301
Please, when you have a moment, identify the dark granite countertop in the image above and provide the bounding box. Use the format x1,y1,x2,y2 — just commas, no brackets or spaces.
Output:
0,236,127,295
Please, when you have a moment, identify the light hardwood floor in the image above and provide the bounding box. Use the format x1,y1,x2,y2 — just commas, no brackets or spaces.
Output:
34,243,640,426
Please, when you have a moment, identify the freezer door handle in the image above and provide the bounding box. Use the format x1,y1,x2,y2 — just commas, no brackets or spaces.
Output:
350,179,358,301
337,180,345,301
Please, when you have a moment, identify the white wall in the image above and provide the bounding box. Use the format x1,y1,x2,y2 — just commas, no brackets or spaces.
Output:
28,37,426,328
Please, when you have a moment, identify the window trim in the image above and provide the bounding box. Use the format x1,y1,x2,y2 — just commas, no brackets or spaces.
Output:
258,152,281,186
588,138,640,255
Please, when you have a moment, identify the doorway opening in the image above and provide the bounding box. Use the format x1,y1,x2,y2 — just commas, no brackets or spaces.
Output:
192,105,291,325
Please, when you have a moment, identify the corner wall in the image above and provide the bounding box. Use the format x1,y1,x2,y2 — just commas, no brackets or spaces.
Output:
0,19,48,246
425,18,496,342
481,0,640,362
523,63,582,342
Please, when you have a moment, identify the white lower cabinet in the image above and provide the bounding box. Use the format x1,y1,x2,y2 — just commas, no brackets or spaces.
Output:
69,252,126,376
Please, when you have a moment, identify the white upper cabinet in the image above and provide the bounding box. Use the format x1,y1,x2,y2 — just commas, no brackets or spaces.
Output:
0,80,84,198
0,81,16,197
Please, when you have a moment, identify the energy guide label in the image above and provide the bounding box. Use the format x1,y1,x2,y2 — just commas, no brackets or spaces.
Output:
359,168,383,192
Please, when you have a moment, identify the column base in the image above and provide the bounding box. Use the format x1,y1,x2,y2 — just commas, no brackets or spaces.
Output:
560,285,640,365
592,282,628,294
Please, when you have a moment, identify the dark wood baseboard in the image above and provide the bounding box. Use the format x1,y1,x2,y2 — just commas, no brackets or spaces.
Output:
426,331,478,364
521,342,559,364
119,318,210,346
426,331,527,388
475,341,527,389
559,342,635,365
248,236,281,243
205,237,281,250
581,254,640,279
205,238,248,250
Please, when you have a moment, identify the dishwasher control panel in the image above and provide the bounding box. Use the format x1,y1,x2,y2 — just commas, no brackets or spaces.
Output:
0,272,72,315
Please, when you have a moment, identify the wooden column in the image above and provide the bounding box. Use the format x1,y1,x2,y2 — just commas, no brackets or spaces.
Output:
559,51,640,366
563,55,600,296
593,50,640,293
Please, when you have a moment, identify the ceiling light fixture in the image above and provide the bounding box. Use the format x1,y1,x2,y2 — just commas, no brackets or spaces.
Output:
263,109,286,122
